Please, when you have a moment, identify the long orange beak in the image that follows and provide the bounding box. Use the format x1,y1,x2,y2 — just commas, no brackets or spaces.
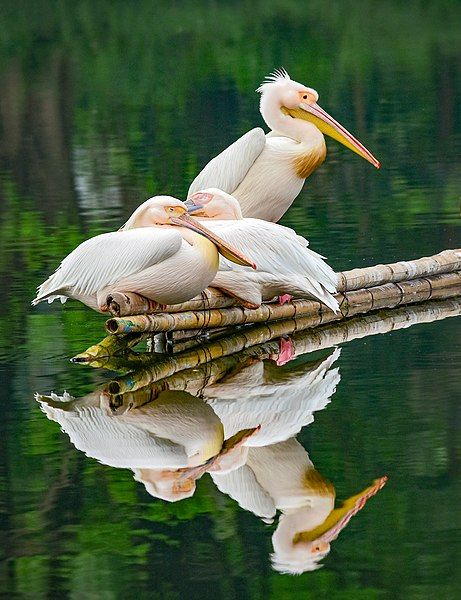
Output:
282,103,380,168
171,212,257,269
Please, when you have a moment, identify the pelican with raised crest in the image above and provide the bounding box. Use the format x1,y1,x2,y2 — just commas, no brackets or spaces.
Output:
32,196,255,312
186,188,339,312
188,69,380,222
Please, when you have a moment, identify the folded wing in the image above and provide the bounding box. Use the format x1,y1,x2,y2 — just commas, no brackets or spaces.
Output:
188,128,266,197
33,228,182,304
207,219,338,295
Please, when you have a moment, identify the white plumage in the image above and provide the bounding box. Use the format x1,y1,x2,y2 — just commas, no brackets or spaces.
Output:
186,189,339,311
188,70,379,222
205,348,341,447
189,128,267,204
33,228,183,310
188,126,318,223
32,196,253,312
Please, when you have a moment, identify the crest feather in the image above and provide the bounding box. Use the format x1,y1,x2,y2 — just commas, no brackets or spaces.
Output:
256,68,291,93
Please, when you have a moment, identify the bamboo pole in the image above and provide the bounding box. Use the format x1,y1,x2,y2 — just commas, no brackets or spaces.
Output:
337,248,461,291
105,271,461,335
71,332,148,363
288,296,461,356
106,249,461,317
108,288,236,317
105,292,160,317
105,297,461,393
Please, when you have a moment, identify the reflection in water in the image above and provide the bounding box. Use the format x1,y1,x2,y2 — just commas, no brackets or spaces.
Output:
213,439,386,574
38,390,226,501
1,2,460,596
204,348,341,446
37,346,386,573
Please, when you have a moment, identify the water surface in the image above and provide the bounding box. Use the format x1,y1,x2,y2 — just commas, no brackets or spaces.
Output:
1,1,460,598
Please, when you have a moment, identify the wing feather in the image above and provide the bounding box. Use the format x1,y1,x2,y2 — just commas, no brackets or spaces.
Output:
188,128,266,197
33,228,182,303
211,466,276,519
204,220,338,292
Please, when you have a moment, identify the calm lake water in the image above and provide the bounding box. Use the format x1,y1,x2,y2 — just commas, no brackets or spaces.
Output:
1,1,460,598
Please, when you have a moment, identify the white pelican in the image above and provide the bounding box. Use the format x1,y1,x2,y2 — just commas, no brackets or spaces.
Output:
32,196,255,312
186,188,339,312
188,69,380,222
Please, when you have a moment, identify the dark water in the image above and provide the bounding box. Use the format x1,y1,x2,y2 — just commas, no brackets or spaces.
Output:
1,1,461,598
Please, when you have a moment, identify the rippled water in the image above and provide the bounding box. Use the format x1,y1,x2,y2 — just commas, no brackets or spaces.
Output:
1,1,461,598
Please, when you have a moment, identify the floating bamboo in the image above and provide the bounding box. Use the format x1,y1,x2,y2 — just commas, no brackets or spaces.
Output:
105,271,461,335
106,248,461,317
105,296,461,393
336,248,461,291
71,332,149,364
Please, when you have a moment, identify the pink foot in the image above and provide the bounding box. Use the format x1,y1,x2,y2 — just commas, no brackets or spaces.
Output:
278,294,293,305
270,337,295,366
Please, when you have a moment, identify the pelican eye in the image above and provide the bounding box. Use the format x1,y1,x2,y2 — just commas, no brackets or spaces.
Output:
302,94,308,100
168,207,175,212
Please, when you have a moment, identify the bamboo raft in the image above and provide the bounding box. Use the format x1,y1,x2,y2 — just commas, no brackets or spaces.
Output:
74,296,461,390
108,298,461,395
103,249,461,335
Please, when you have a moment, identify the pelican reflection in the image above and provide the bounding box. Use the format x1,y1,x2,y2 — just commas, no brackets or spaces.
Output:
205,348,340,446
37,389,254,501
212,438,386,574
37,347,386,572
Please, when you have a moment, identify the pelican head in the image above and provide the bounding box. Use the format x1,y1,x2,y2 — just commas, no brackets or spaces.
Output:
272,522,331,574
122,195,256,268
186,189,243,220
121,196,194,229
257,69,380,168
133,468,196,502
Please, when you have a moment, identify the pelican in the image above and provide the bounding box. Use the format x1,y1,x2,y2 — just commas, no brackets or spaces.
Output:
32,196,255,312
188,69,380,222
186,188,339,312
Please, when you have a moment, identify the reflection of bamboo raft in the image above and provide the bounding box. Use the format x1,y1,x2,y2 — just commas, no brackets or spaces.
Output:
70,332,148,363
106,297,461,393
106,353,331,412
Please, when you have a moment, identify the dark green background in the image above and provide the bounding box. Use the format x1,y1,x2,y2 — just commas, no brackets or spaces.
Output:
0,1,460,598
